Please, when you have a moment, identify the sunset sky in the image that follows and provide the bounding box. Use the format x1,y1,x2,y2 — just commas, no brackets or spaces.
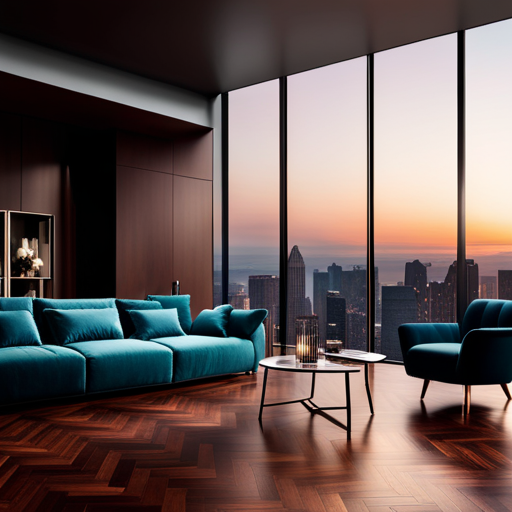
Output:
228,18,512,287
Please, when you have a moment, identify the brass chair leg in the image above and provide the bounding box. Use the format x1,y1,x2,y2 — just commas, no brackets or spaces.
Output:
420,379,430,399
464,385,471,415
501,383,512,400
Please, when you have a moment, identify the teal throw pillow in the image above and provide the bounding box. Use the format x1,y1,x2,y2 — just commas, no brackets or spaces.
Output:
115,299,163,337
147,295,192,334
190,304,233,337
43,308,124,345
0,310,42,348
128,308,186,340
0,297,34,314
229,309,268,339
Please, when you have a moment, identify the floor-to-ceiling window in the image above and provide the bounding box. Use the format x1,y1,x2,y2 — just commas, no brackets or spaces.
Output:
228,81,280,356
466,19,512,302
287,59,367,354
374,35,458,361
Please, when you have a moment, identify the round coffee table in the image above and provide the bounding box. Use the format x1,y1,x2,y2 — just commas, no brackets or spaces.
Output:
258,355,360,439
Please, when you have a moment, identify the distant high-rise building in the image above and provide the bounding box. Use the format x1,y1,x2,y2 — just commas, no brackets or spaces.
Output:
287,246,307,346
480,276,497,299
341,267,367,350
249,275,279,356
328,262,342,292
404,260,428,322
381,285,417,361
228,294,249,310
499,270,512,300
467,259,479,305
326,291,347,351
313,270,329,344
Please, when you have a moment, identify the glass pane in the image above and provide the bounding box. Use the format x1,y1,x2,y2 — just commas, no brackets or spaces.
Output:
288,58,367,355
228,81,280,356
375,35,457,361
467,19,512,301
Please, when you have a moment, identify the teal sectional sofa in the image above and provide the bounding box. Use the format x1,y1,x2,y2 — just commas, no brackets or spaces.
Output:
0,296,266,406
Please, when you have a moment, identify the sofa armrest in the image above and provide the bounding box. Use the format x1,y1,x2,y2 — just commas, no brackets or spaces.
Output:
456,328,512,384
399,323,460,360
249,324,265,372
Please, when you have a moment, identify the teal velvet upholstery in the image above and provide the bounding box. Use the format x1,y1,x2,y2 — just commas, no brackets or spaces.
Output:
228,309,268,338
0,297,34,313
34,298,117,343
0,345,86,405
44,308,124,345
150,335,255,382
115,299,163,338
65,340,173,393
190,304,233,337
147,295,192,334
399,299,512,388
0,310,42,347
128,308,185,340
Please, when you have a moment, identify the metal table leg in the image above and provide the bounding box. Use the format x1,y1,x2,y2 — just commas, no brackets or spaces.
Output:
364,363,374,415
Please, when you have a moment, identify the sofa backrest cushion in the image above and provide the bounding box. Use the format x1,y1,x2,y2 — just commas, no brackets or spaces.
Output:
34,298,117,344
147,295,192,334
115,299,163,338
44,308,124,346
128,308,186,340
0,310,42,348
190,304,233,338
228,309,268,339
461,299,512,339
0,297,34,314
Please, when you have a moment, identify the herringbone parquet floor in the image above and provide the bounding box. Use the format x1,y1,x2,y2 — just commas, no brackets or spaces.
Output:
2,363,512,511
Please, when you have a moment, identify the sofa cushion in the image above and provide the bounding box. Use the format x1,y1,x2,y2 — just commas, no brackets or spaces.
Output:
150,335,255,382
190,305,233,337
115,299,163,338
0,345,86,405
34,298,117,343
229,309,268,339
0,297,34,314
406,343,461,384
0,310,42,348
147,295,192,334
44,308,124,346
129,308,185,340
65,340,173,393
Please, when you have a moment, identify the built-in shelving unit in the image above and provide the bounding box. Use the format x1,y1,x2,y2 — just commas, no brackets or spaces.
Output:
7,211,54,298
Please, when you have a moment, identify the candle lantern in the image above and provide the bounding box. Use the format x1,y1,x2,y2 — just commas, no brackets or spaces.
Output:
295,315,319,364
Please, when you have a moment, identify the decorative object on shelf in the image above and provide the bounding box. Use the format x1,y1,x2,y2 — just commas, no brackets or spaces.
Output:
295,315,319,364
172,280,180,295
12,238,44,277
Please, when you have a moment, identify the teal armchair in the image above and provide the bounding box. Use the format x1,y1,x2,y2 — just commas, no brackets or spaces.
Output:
399,299,512,414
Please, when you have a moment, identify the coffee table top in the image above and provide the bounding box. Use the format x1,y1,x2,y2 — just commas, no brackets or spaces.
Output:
326,350,386,364
259,355,360,374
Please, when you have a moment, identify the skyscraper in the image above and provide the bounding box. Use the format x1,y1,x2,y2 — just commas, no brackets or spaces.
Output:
249,275,279,356
480,276,497,299
381,285,417,361
313,270,329,344
404,259,428,322
287,245,307,346
328,262,342,292
499,270,512,300
326,291,347,351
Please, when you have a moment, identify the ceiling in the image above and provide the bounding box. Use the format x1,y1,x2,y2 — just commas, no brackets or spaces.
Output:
1,0,512,97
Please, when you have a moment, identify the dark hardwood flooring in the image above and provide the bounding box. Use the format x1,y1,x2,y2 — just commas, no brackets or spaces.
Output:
1,363,512,511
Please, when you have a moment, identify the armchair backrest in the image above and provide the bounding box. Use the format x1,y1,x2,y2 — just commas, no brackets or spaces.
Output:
461,299,512,339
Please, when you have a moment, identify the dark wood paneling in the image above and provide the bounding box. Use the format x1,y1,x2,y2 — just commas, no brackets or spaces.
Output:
0,112,21,211
174,131,213,180
173,175,212,318
116,166,173,299
116,131,173,174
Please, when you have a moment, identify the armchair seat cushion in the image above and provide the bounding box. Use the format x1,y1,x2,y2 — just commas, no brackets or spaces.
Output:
406,343,461,384
65,340,173,393
150,335,255,382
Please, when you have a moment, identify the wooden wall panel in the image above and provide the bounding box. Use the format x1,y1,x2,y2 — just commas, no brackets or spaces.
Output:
0,112,22,211
117,131,173,174
116,165,173,299
173,176,212,318
174,131,213,180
